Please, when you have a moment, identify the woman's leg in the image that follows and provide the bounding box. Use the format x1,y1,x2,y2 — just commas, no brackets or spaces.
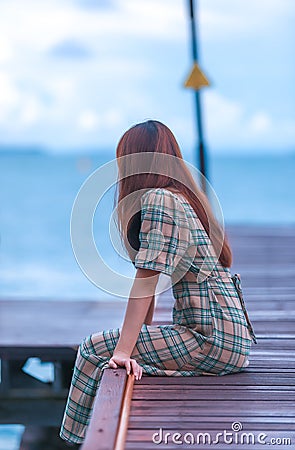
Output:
60,329,118,444
60,324,198,444
130,324,198,374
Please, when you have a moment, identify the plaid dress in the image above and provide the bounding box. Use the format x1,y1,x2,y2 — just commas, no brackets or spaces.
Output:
60,188,256,444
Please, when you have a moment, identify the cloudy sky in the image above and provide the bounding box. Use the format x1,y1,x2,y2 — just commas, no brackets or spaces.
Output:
0,0,294,155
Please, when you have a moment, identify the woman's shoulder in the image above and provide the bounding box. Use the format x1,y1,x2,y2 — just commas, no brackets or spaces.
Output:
140,188,189,224
141,187,183,205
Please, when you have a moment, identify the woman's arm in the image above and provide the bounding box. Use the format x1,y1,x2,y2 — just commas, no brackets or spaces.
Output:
108,268,159,378
144,295,155,325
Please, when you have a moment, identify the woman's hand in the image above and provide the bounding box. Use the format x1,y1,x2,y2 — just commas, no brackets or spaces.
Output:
108,351,143,380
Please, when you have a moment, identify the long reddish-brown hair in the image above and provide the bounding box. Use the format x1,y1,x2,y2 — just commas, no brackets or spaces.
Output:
115,120,232,268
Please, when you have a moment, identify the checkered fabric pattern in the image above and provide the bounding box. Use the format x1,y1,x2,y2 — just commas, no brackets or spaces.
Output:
60,188,256,444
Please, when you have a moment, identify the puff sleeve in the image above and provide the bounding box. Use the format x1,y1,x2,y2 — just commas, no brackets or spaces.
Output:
134,188,191,277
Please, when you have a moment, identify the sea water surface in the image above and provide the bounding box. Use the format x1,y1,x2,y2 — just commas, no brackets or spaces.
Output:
1,150,294,301
0,150,294,448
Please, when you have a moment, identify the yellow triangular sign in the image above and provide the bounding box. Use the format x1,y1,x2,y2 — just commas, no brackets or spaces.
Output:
184,63,210,90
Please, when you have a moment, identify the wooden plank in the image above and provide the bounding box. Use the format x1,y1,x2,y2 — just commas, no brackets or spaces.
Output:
0,398,66,426
128,417,295,427
133,372,295,385
0,300,125,346
129,400,295,413
134,385,295,391
126,427,295,449
131,389,295,401
81,368,127,450
19,426,72,450
114,374,135,450
0,346,76,361
247,339,295,350
126,443,292,450
125,430,295,450
0,388,69,399
126,429,295,440
128,416,295,427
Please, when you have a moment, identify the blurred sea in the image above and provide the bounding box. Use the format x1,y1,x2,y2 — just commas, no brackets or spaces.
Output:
0,150,294,301
0,149,295,448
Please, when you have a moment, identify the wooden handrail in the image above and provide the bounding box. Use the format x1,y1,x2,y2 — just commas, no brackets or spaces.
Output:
81,368,135,450
114,373,135,450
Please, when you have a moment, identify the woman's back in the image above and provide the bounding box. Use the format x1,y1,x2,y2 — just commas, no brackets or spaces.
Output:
133,187,254,374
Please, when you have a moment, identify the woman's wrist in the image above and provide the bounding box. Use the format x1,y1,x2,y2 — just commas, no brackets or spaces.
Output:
112,348,131,359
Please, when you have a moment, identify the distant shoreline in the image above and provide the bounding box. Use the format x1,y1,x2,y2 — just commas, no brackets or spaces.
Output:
0,147,294,158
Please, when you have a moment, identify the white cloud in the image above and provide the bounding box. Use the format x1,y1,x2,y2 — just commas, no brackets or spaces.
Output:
205,91,243,132
0,71,20,122
103,109,123,128
47,77,77,101
78,108,123,133
249,112,272,134
200,0,295,41
0,37,13,63
0,0,293,152
0,0,186,59
19,96,42,126
0,71,43,128
203,90,295,152
78,110,99,130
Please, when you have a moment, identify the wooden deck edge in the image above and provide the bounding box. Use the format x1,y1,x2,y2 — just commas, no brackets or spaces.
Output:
81,368,126,450
81,367,135,450
114,373,135,450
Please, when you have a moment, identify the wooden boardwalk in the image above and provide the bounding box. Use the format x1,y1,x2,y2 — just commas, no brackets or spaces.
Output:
1,225,295,449
83,226,295,450
124,226,295,449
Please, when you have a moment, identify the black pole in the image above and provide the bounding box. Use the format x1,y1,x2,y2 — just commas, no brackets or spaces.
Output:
188,0,208,193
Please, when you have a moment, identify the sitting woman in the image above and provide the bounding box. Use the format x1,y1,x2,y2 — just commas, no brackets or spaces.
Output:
60,120,256,445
